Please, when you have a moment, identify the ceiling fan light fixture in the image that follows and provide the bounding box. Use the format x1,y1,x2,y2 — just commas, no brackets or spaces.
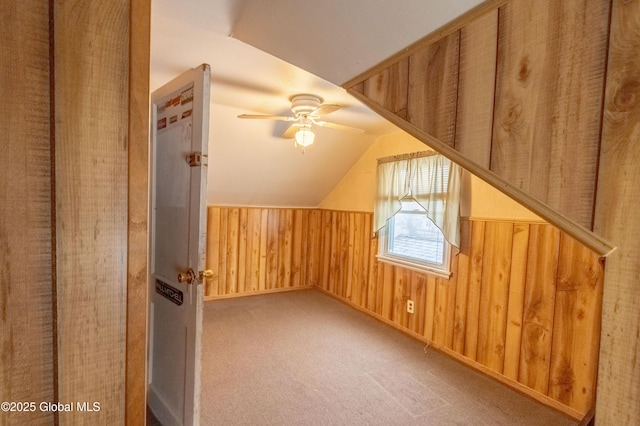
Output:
294,127,315,148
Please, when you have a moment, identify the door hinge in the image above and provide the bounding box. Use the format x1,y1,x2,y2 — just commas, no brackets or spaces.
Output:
186,151,207,167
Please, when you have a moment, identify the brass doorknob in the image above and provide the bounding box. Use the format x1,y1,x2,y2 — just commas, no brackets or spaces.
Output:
199,270,213,280
177,268,196,284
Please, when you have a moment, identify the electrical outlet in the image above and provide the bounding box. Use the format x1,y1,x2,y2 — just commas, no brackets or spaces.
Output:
407,300,415,314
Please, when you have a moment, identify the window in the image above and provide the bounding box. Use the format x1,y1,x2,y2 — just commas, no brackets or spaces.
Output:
374,152,461,277
379,200,451,276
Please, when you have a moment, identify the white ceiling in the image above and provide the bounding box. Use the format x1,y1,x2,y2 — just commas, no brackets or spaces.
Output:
150,0,484,207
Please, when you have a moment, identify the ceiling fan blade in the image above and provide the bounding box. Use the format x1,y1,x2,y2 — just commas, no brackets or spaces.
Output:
282,124,300,139
315,120,365,134
237,114,296,121
312,104,340,117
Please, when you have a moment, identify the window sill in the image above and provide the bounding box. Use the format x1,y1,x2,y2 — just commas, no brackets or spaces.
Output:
376,254,452,280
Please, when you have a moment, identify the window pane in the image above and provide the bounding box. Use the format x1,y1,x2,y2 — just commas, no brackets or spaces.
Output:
388,210,444,265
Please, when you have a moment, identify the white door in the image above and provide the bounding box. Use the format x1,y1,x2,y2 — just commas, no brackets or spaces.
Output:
148,64,210,426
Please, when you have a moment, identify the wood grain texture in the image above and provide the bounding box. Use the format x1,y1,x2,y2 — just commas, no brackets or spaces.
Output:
519,224,560,394
407,31,460,147
477,222,513,373
593,0,640,423
362,59,409,120
205,207,317,298
126,0,150,423
464,220,486,361
491,0,609,228
455,10,498,168
549,235,604,414
503,223,529,380
0,2,54,424
54,0,130,423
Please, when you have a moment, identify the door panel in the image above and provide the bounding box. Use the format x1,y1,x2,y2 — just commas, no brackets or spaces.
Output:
148,64,210,426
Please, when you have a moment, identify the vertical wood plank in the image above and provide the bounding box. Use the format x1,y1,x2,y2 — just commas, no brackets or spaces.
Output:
218,208,228,295
414,272,428,336
367,237,379,313
346,213,356,301
423,275,437,340
477,222,513,373
258,209,268,291
455,9,498,167
392,267,406,325
126,1,151,421
351,213,363,305
594,1,640,422
453,220,471,353
503,223,530,380
248,208,262,292
206,207,221,296
407,31,460,147
279,209,293,288
322,211,332,291
519,224,560,394
360,214,372,308
291,209,304,288
55,0,130,421
266,209,279,289
237,208,248,292
308,210,322,286
549,234,604,414
432,278,450,346
491,0,609,228
0,2,54,424
363,59,409,119
464,221,485,360
381,264,395,320
226,208,240,293
444,256,459,349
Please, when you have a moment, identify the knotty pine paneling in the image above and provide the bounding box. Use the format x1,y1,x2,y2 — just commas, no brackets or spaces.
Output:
0,2,54,424
455,10,497,168
205,207,319,297
492,0,609,228
359,59,409,120
593,0,640,423
407,32,460,147
314,212,603,419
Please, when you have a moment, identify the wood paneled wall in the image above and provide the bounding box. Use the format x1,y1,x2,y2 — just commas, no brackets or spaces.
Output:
54,1,132,423
1,1,150,423
347,0,610,231
593,0,640,424
313,213,603,418
344,0,640,422
205,207,321,297
0,2,55,424
207,207,603,418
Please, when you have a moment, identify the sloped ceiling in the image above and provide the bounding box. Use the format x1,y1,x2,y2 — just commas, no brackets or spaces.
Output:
150,0,484,207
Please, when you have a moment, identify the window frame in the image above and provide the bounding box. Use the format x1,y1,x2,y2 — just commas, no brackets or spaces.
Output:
377,204,452,279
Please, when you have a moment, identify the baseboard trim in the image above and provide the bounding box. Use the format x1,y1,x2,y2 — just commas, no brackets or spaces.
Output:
313,286,585,423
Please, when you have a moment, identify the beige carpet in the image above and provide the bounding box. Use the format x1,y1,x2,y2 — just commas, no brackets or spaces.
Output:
199,289,578,426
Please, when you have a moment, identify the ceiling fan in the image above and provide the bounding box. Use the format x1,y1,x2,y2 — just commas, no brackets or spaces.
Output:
237,94,365,150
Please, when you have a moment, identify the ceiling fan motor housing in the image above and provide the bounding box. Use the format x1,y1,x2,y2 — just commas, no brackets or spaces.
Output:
290,94,323,116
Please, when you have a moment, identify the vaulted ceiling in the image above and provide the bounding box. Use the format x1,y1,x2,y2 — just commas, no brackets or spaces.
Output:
150,0,485,207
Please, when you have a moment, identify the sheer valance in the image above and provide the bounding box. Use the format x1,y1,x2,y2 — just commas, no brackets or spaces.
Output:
374,152,462,248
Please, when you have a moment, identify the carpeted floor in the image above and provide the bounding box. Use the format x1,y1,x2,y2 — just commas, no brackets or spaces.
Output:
199,289,578,426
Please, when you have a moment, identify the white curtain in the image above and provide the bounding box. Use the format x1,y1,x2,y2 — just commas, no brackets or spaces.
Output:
374,152,462,248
